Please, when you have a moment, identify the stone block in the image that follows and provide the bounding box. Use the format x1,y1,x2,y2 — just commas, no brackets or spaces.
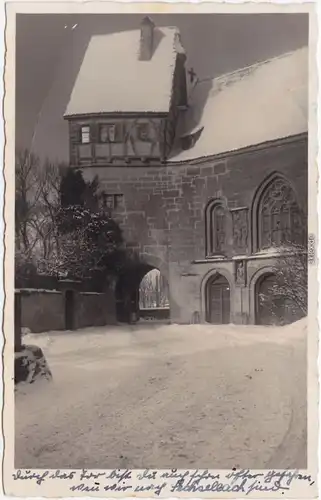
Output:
214,162,226,175
15,344,52,385
186,167,201,176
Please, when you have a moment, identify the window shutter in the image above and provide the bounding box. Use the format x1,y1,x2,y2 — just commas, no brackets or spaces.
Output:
80,125,90,144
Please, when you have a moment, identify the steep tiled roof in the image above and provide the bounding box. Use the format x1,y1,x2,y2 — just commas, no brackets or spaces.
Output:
64,26,183,116
170,47,308,161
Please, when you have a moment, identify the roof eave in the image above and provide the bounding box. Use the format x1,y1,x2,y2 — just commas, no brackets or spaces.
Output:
167,132,308,165
64,110,170,120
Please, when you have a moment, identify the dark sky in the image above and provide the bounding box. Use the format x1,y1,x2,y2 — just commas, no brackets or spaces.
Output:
16,13,309,161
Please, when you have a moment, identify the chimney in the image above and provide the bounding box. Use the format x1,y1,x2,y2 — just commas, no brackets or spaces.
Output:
139,16,155,61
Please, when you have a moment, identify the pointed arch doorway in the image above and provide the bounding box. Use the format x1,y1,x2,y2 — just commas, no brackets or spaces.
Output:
255,273,284,325
206,274,231,324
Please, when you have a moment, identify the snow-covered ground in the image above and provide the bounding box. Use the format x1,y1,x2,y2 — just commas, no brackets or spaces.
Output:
15,320,307,470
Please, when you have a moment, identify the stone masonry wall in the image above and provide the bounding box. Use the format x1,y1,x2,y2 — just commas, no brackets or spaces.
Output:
19,289,117,333
80,136,307,324
82,136,307,263
20,290,65,333
74,291,117,329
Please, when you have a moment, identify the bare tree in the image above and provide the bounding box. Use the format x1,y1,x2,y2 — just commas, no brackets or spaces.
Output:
15,149,42,259
15,152,125,286
139,270,169,309
15,149,66,278
139,272,154,308
258,243,307,324
159,273,170,307
34,159,65,265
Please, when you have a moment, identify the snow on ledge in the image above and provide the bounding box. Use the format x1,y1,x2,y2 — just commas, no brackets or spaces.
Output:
16,288,61,294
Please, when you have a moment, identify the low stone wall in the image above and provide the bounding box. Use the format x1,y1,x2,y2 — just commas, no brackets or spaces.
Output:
18,288,117,333
74,291,117,329
19,289,65,333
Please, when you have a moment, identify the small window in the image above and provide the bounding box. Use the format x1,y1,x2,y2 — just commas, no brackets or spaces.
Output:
81,126,90,144
137,123,150,142
106,195,114,209
211,205,226,254
205,200,227,256
99,124,123,143
102,193,124,210
114,194,123,208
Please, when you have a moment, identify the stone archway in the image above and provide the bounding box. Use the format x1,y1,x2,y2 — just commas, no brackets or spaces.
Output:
115,253,170,324
249,266,275,325
205,273,231,324
139,253,169,284
250,264,306,326
255,272,286,325
139,268,170,321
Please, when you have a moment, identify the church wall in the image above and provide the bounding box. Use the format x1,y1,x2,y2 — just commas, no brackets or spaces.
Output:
80,134,307,324
165,254,291,325
81,135,307,261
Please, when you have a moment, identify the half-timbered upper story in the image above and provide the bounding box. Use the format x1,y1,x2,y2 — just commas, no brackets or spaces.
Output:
64,17,188,166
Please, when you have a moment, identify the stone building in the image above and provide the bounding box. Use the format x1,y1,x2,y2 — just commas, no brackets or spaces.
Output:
63,17,308,325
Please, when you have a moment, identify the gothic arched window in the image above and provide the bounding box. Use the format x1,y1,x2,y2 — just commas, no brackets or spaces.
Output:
258,177,303,250
205,201,227,256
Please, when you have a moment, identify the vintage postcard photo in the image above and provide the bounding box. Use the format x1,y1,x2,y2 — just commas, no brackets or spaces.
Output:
2,1,319,498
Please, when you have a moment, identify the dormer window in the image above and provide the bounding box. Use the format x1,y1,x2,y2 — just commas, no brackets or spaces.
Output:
81,126,90,144
99,124,124,143
137,123,150,141
180,127,204,151
181,134,193,151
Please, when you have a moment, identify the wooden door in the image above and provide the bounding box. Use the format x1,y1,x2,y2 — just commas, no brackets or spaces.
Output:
207,275,230,324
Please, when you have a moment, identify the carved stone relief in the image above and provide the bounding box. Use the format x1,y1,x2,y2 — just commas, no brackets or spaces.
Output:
235,260,246,286
231,208,249,251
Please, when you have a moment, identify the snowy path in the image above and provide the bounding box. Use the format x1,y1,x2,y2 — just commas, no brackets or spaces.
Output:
15,321,307,470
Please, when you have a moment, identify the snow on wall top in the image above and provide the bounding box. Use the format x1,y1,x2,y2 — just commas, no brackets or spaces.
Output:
64,26,181,116
170,46,308,162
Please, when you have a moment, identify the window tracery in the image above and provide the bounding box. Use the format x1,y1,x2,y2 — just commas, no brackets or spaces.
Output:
258,177,302,249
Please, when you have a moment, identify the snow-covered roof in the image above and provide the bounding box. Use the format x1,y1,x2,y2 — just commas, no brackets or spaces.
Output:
64,26,183,117
170,47,308,162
